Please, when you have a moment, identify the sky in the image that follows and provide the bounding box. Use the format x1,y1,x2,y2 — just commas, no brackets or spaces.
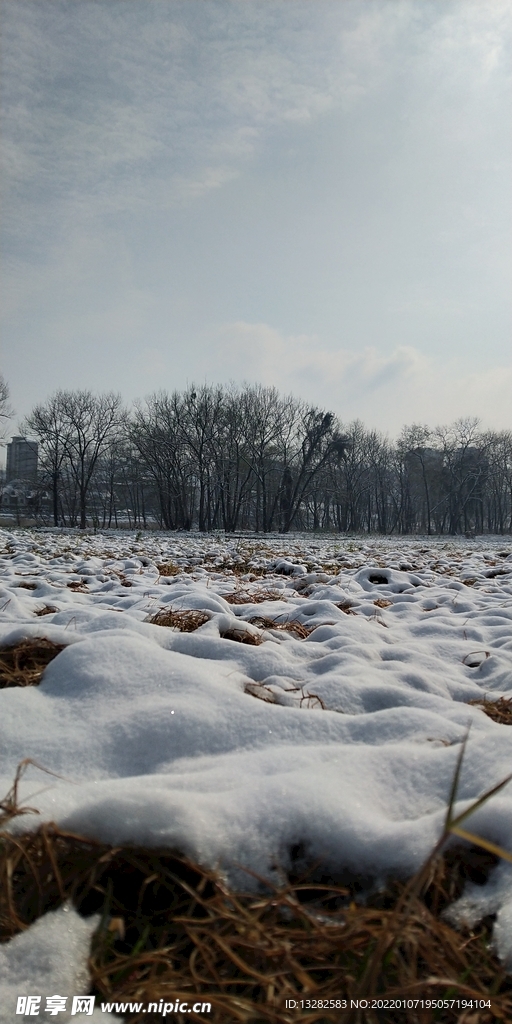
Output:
1,0,511,444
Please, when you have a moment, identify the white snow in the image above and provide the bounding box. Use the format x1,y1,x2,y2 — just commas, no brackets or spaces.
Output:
0,904,117,1022
1,528,512,983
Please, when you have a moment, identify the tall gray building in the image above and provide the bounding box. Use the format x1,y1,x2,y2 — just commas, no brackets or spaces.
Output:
6,436,38,483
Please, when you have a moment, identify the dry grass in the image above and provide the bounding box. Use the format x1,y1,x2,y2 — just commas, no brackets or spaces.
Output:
336,600,357,615
248,617,314,640
244,682,280,703
1,748,511,1023
224,590,283,605
374,598,393,609
0,823,510,1023
283,684,325,708
0,638,65,689
34,605,58,616
229,563,275,578
468,697,512,725
220,627,263,646
148,608,264,642
157,563,183,577
244,682,325,708
149,610,210,632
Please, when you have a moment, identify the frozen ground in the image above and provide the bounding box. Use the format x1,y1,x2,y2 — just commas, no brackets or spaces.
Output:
1,528,512,1006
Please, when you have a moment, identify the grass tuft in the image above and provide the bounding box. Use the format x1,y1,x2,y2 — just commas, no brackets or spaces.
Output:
0,638,65,689
157,563,183,577
336,600,357,615
0,824,510,1023
149,610,210,632
468,697,512,725
220,628,262,646
248,617,314,640
224,590,283,605
228,563,274,578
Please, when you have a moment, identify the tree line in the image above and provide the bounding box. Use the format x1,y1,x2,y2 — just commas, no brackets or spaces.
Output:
4,382,512,534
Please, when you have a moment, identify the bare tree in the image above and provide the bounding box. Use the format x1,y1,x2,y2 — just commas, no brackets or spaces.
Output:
130,392,196,530
331,420,371,533
18,379,512,536
396,424,438,534
0,374,14,440
482,430,512,533
177,385,224,531
25,390,124,528
434,418,487,534
279,405,347,533
23,394,70,526
59,391,124,529
240,385,296,532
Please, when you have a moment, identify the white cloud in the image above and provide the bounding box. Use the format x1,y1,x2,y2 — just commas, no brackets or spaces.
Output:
210,321,512,434
5,0,508,229
2,1,510,431
1,0,348,230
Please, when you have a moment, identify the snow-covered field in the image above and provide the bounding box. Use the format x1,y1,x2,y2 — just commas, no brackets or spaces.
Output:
1,528,512,1010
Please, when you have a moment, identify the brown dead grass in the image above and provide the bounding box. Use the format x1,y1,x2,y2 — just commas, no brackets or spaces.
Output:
157,563,183,577
0,638,65,689
34,605,58,616
244,682,325,708
229,563,274,578
224,589,283,605
374,598,392,609
283,685,326,708
244,682,279,703
336,600,357,615
248,617,314,640
468,696,512,725
220,627,263,645
149,610,210,632
0,822,509,1023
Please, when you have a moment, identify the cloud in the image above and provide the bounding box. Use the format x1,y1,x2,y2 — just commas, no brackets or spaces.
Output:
209,321,512,434
5,0,509,234
3,0,509,272
2,1,510,432
1,0,347,236
212,321,427,389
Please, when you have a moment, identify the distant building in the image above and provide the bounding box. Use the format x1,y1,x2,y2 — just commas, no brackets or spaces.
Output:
6,436,38,483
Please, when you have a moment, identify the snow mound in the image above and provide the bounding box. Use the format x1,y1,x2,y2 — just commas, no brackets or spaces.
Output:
1,529,512,968
0,905,118,1022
